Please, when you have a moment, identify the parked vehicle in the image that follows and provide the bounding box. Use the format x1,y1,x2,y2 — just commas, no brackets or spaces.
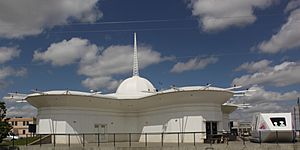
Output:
250,113,293,143
3,132,20,141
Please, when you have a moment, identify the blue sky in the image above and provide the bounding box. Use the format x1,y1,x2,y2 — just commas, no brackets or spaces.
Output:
0,0,300,120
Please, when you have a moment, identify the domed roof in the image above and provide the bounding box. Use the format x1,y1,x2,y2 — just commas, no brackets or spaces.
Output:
116,76,156,95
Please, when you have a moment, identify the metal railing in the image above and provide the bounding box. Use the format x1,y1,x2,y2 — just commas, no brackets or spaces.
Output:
3,130,300,148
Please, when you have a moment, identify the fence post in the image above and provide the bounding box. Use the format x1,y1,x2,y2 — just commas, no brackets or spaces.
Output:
145,133,147,147
210,134,212,147
129,133,131,147
177,132,180,147
194,132,196,146
53,134,56,147
68,134,70,148
259,131,261,144
161,133,164,147
293,130,296,144
39,134,42,147
82,134,85,147
113,133,116,147
12,135,15,147
276,131,278,145
226,133,229,145
97,133,100,147
242,133,245,146
26,134,28,146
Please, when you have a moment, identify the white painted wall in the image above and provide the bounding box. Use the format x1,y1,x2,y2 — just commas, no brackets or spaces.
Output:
37,103,228,143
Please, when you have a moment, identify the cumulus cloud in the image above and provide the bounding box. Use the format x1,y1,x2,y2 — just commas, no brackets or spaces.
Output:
1,99,37,118
188,0,276,32
0,67,27,88
82,77,122,90
285,0,300,13
34,38,99,66
231,86,300,104
235,59,272,73
34,38,171,90
0,47,20,64
232,61,300,87
0,0,102,38
257,8,300,53
78,45,170,77
170,56,218,73
0,67,27,80
230,86,299,121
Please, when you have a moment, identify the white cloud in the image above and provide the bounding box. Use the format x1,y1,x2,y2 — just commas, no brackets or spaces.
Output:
0,0,102,38
0,47,20,64
257,8,300,53
230,86,299,121
285,0,300,13
232,61,300,87
0,67,27,88
33,38,99,66
1,99,37,118
170,56,218,73
34,38,171,90
82,77,122,90
235,59,272,73
78,45,168,77
0,67,27,80
188,0,276,32
231,86,300,104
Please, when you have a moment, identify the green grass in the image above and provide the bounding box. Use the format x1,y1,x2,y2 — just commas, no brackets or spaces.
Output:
0,137,40,146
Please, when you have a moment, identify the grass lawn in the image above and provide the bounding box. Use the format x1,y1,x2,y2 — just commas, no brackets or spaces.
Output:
0,137,40,146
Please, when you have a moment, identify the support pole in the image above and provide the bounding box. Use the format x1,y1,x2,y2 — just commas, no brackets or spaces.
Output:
259,131,261,144
129,133,131,147
39,134,42,147
193,132,196,146
97,133,100,147
145,133,147,147
113,133,116,147
177,132,180,147
276,131,278,145
26,134,28,146
161,133,163,147
53,134,56,147
82,134,85,147
68,134,70,147
13,135,15,147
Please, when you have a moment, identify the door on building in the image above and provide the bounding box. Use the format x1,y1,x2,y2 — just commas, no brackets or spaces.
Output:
95,124,108,142
206,121,218,135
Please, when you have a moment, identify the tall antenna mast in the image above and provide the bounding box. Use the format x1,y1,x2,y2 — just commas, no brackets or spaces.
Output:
133,32,139,76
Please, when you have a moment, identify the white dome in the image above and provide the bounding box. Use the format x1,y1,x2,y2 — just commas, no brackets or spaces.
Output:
116,76,156,95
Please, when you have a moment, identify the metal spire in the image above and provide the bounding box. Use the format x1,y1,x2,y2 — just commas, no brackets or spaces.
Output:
133,32,139,76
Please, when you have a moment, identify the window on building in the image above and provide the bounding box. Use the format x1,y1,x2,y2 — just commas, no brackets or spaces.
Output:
23,121,26,126
23,130,26,134
270,117,286,127
27,121,29,125
15,121,17,126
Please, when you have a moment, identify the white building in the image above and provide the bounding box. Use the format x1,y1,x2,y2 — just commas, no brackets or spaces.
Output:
25,33,239,143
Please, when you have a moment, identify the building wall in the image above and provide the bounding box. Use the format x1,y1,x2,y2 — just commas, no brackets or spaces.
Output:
7,118,36,137
36,103,227,143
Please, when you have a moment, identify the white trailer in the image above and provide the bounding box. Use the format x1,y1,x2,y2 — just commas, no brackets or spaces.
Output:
250,113,294,143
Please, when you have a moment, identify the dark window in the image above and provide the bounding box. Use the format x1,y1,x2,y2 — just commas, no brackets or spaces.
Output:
27,121,29,125
23,130,26,134
270,117,286,127
23,121,26,126
15,121,17,126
